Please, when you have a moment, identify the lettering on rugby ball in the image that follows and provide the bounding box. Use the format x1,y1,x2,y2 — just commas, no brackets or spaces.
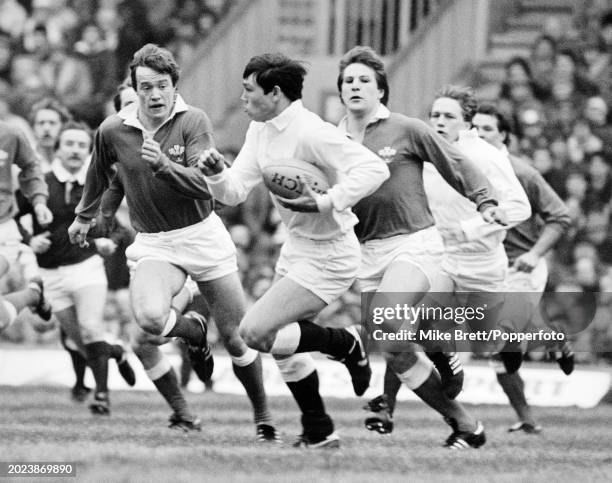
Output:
262,158,330,199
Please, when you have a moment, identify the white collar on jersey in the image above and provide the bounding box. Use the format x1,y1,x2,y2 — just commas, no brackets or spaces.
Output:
118,94,189,132
51,157,90,185
265,100,303,132
337,103,390,133
457,127,480,141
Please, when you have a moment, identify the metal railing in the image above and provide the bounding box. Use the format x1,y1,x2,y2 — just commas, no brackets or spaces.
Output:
180,0,493,143
387,0,491,117
180,0,278,126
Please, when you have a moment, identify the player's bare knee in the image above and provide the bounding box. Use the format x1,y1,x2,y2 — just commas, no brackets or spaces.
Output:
387,351,419,374
133,305,169,336
219,329,246,356
239,325,271,352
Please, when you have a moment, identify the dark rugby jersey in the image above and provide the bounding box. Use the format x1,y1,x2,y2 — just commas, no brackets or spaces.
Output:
0,121,47,223
17,164,99,268
76,96,214,233
340,107,497,243
504,155,571,264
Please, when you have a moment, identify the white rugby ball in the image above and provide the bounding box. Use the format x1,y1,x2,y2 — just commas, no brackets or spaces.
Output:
262,158,330,199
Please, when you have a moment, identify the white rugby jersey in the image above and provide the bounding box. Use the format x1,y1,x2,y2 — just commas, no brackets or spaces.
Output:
204,101,389,241
423,128,531,253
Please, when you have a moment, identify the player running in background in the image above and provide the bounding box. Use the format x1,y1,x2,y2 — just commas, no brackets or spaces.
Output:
369,85,531,446
69,44,277,441
199,53,389,448
337,47,505,448
24,97,94,402
472,103,573,433
18,121,137,415
0,120,53,331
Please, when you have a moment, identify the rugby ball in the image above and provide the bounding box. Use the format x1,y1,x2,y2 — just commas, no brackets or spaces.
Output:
262,158,330,199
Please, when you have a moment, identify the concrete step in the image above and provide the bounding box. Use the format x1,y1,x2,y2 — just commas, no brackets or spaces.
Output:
506,12,573,31
490,30,541,48
520,0,575,14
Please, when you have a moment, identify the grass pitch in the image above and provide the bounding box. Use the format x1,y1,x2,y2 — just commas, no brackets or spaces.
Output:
1,385,611,482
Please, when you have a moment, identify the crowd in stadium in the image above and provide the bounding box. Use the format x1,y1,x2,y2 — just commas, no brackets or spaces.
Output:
1,0,611,370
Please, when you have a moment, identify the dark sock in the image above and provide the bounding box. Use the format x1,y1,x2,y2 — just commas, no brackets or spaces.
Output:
425,351,448,368
286,370,333,439
84,341,111,394
179,343,192,388
152,368,192,418
497,371,535,424
383,363,402,414
295,320,353,357
60,329,87,387
68,349,88,387
109,343,123,361
165,309,205,346
232,354,271,425
412,370,475,433
500,350,523,374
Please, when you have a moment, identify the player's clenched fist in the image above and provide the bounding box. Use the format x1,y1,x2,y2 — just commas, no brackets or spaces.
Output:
141,137,166,170
67,218,91,248
198,148,225,176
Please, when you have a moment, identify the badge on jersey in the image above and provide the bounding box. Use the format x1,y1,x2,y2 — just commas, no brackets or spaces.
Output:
378,146,397,164
168,144,185,163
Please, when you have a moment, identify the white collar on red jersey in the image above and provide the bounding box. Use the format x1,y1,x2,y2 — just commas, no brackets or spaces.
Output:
118,94,189,133
337,103,390,134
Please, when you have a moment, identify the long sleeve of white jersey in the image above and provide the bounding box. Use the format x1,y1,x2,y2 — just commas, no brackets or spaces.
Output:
457,131,531,240
296,125,389,213
203,118,389,211
202,123,263,206
203,103,389,240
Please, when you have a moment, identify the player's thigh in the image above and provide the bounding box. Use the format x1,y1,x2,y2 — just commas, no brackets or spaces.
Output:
130,260,187,318
373,261,432,315
430,269,456,292
240,275,327,341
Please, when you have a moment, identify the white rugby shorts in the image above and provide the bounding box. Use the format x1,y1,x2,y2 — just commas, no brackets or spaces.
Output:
40,254,107,312
125,212,237,282
275,231,360,304
358,226,444,292
504,257,548,295
435,246,508,292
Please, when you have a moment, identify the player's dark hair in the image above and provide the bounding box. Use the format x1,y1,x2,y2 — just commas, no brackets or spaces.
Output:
29,97,72,126
130,43,180,90
337,46,389,105
242,53,307,101
476,103,513,145
55,120,93,152
433,85,478,123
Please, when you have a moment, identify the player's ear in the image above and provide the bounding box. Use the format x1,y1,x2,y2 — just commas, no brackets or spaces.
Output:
272,85,282,98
